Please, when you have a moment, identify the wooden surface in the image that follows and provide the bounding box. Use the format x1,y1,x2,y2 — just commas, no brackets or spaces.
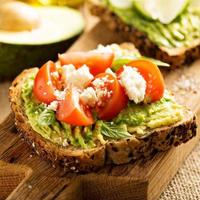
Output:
0,82,10,123
0,22,200,200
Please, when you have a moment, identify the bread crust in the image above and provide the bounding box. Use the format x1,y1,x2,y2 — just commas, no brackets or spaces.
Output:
89,3,200,68
9,69,197,172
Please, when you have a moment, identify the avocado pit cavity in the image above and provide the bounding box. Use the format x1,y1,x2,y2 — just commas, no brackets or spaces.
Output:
0,1,40,32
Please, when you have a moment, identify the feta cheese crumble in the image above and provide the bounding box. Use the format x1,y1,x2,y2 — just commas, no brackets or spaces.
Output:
54,90,66,100
80,75,114,107
97,44,122,56
71,88,81,108
105,68,116,77
47,101,58,111
62,64,93,89
80,87,98,107
92,75,113,106
96,44,140,59
119,66,146,104
51,71,59,78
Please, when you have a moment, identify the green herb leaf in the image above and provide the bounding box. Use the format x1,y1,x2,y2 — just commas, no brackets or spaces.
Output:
37,109,56,126
112,56,136,71
112,55,170,71
140,56,170,67
100,121,132,139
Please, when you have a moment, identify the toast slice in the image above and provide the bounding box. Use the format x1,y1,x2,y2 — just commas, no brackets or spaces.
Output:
9,68,197,172
89,0,200,68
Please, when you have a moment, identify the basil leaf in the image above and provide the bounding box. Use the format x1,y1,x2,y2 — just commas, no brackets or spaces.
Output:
37,109,56,126
140,56,170,67
112,56,170,71
101,121,131,139
112,57,136,71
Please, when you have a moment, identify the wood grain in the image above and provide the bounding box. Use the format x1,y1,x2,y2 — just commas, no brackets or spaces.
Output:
0,161,32,200
0,22,200,200
0,81,10,123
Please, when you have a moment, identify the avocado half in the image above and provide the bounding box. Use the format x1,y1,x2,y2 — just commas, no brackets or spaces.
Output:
0,6,85,78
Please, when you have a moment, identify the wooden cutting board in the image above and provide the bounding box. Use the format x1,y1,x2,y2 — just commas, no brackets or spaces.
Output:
0,22,200,200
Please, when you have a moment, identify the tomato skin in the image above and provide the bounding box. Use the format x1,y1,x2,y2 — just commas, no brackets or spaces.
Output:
56,89,94,126
117,60,165,102
33,61,57,104
92,73,128,120
58,51,114,76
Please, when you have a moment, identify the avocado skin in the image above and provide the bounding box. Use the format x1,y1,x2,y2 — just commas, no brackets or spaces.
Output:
0,34,80,79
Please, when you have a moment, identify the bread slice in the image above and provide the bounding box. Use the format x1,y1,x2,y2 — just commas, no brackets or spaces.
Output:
89,0,200,68
9,68,197,172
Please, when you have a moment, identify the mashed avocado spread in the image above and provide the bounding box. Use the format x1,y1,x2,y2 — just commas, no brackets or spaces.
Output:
104,0,200,48
21,75,183,149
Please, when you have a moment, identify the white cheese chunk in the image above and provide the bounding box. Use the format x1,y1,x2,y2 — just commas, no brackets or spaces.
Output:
71,88,81,108
80,75,114,107
54,90,66,100
47,101,58,111
105,68,116,77
92,75,108,88
80,87,98,107
97,44,121,56
92,75,113,106
119,66,146,104
96,44,138,59
62,64,93,89
51,71,59,78
62,64,76,75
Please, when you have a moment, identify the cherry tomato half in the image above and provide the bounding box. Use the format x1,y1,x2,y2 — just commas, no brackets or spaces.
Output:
91,73,128,120
33,61,61,104
117,60,165,102
56,88,94,126
59,51,114,76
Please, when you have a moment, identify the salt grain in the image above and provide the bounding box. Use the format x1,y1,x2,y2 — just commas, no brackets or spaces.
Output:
172,74,198,93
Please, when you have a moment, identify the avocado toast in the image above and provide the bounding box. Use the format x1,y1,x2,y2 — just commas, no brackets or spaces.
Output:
89,0,200,68
9,44,197,172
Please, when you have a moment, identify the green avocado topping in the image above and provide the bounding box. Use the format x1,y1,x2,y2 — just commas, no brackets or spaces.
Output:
21,74,183,149
114,97,183,136
104,0,200,48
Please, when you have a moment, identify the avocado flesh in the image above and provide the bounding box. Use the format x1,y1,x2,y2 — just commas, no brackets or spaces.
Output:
21,73,184,149
0,6,84,78
104,0,200,49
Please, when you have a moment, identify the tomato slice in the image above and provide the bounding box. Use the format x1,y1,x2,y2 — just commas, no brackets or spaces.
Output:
58,51,114,76
33,61,61,104
117,60,165,102
56,88,94,126
91,73,128,120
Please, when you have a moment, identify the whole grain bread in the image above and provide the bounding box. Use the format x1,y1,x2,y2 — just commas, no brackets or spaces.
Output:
9,69,197,173
89,1,200,68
